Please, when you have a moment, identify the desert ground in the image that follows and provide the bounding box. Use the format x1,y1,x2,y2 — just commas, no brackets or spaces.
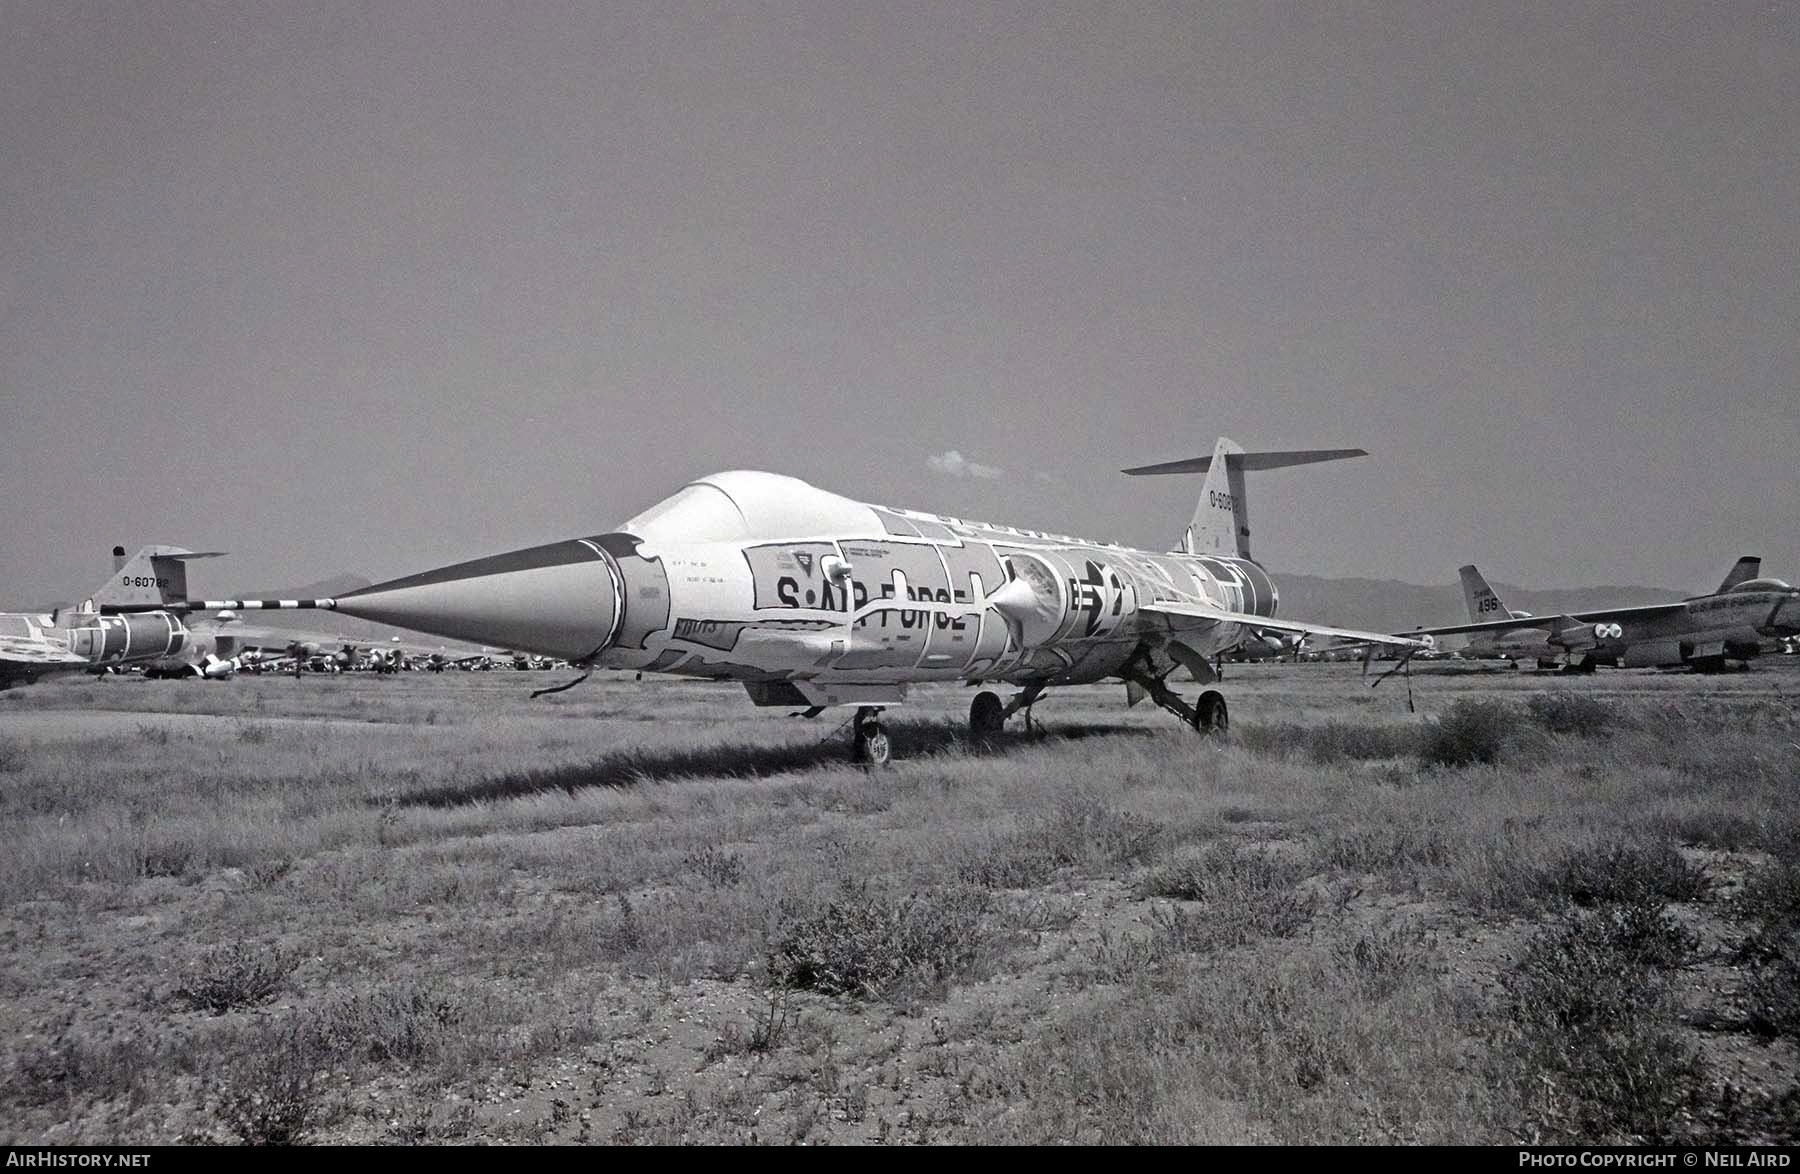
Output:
1,660,1796,1144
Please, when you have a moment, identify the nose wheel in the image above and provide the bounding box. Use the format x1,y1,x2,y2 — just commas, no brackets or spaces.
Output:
851,706,892,766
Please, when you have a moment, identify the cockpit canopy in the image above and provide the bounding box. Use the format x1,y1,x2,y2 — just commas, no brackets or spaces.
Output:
620,471,877,543
1728,577,1792,593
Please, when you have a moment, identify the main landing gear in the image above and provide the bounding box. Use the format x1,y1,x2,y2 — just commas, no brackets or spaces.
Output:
1195,689,1229,734
851,706,892,766
968,682,1046,738
970,690,1005,736
1123,666,1230,736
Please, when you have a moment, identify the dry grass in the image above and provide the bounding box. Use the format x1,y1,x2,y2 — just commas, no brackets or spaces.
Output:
2,662,1797,1144
172,941,295,1015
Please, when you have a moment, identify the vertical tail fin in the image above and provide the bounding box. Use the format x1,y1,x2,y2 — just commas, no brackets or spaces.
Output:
1717,556,1761,594
1459,564,1514,621
1185,436,1246,557
88,546,227,611
1122,438,1367,560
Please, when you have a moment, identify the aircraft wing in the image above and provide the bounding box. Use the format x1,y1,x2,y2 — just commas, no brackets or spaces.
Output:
1141,601,1429,651
1402,602,1686,639
0,632,87,683
0,640,86,669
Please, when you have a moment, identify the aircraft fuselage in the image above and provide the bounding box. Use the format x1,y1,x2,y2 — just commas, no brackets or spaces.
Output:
1615,589,1796,667
316,473,1284,707
596,527,1277,701
0,610,191,687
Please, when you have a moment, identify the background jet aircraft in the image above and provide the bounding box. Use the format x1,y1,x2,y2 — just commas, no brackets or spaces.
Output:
0,546,222,688
155,438,1423,762
1233,629,1305,662
1406,557,1796,672
1450,564,1620,670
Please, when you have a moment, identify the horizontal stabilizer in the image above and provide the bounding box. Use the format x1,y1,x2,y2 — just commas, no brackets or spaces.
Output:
1125,437,1367,559
90,546,230,611
1121,448,1366,476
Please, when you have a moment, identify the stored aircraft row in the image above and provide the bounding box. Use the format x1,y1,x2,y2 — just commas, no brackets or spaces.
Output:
16,438,1796,763
1411,557,1795,673
0,546,231,688
0,547,493,687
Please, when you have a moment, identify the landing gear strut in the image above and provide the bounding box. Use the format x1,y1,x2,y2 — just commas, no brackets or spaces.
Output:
1124,661,1230,736
851,706,891,766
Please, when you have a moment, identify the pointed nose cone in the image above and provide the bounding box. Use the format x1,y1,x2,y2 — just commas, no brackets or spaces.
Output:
333,539,620,662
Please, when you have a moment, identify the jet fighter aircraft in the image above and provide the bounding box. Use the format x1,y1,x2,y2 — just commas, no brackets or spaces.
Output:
154,438,1425,762
0,546,223,689
1406,557,1797,673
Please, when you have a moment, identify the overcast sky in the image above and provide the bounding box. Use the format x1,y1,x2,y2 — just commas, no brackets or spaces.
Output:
3,1,1794,604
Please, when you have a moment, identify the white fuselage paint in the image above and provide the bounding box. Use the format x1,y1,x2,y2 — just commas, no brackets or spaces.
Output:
595,474,1279,690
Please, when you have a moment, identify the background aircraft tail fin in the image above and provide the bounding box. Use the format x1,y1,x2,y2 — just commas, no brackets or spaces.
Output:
1458,564,1512,621
1716,556,1761,594
89,545,227,612
1122,439,1366,560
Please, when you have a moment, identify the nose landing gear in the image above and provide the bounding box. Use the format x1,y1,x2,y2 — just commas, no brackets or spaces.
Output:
851,706,892,766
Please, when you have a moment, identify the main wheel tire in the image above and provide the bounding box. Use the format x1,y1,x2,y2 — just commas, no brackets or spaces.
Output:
854,721,893,767
970,691,1005,736
1196,690,1229,735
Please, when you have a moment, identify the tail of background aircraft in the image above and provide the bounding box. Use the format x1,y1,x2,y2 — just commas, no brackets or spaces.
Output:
86,545,226,612
1458,564,1518,621
1716,556,1761,594
1122,437,1366,560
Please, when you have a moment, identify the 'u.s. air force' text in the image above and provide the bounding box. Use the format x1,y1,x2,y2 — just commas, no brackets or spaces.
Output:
775,576,970,630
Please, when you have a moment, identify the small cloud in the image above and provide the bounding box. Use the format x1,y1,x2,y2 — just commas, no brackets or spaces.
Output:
928,450,1005,480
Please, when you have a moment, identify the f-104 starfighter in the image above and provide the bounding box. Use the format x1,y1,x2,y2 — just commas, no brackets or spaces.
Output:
160,438,1424,763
